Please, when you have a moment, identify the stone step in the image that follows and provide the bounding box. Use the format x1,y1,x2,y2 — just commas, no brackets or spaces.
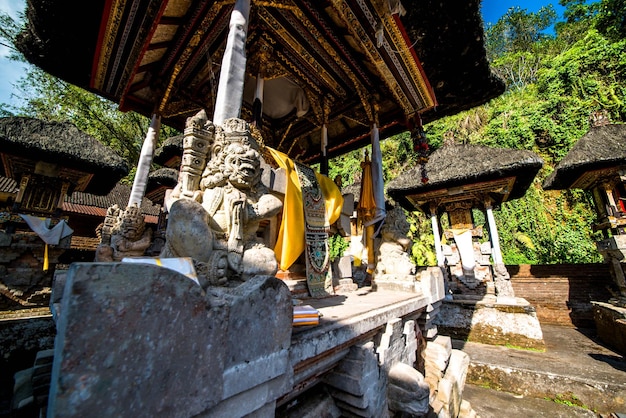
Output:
451,324,626,415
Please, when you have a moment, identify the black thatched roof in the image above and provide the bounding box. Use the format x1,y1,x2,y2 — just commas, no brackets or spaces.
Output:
404,0,505,120
15,0,504,163
387,143,543,211
542,124,626,190
0,117,129,195
153,135,183,168
147,168,179,189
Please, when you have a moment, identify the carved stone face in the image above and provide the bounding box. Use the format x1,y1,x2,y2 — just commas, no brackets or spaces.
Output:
120,211,145,240
223,142,261,189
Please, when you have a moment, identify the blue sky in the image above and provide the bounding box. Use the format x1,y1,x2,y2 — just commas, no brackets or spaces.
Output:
0,1,568,107
481,0,566,27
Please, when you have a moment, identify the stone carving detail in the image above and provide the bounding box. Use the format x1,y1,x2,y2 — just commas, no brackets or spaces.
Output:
493,262,515,297
162,112,282,286
375,205,416,279
95,204,152,262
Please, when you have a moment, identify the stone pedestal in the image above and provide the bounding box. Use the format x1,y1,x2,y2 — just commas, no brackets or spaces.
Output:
435,295,545,350
592,301,626,355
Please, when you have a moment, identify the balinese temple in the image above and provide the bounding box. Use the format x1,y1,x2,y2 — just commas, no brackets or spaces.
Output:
9,1,519,417
542,111,626,354
0,116,129,311
387,139,545,348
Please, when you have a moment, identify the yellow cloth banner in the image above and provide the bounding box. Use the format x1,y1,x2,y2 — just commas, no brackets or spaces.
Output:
268,148,343,270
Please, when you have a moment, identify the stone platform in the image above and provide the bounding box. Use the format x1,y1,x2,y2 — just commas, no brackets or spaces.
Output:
456,324,626,415
435,295,545,350
11,263,451,417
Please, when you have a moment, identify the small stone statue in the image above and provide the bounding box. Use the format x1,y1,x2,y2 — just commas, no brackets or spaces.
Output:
162,114,282,286
95,204,152,261
375,205,416,279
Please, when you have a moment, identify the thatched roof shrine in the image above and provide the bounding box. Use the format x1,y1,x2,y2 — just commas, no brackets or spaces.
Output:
15,0,504,164
542,123,626,190
145,168,180,203
0,117,129,195
387,143,543,212
153,135,184,168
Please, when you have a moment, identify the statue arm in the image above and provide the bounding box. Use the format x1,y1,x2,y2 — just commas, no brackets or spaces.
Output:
248,193,283,221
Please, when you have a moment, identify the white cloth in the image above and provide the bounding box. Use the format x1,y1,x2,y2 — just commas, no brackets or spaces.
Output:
19,215,73,245
213,0,250,125
453,229,475,272
122,257,199,284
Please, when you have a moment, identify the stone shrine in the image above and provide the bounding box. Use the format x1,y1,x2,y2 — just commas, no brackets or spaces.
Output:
388,138,545,349
543,111,626,354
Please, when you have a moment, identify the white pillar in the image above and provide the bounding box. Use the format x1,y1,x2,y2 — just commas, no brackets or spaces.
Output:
486,203,503,265
128,114,160,208
213,0,250,125
430,210,444,266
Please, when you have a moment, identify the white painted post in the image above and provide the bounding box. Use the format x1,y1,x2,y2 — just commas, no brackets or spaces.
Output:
128,114,160,207
486,202,503,265
430,208,444,266
213,0,250,125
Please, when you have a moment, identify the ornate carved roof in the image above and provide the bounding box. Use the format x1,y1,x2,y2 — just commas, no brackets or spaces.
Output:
16,0,504,163
387,143,543,212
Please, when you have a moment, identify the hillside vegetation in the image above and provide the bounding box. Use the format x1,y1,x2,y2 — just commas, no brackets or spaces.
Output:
330,0,626,265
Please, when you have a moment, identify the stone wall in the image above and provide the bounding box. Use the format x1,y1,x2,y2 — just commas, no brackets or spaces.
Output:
508,264,614,328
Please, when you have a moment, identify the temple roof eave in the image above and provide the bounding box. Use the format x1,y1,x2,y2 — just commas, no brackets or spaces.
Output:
15,0,504,163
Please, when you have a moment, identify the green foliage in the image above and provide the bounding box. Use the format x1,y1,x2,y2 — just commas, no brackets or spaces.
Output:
406,210,437,266
595,0,626,41
328,148,364,188
328,233,350,262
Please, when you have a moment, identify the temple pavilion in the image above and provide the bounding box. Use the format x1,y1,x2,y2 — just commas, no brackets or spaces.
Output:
7,1,521,416
543,111,626,354
387,139,545,348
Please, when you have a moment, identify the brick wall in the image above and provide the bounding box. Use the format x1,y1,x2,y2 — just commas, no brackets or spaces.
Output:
507,264,615,328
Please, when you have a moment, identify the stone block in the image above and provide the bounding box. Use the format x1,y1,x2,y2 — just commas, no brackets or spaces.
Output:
215,275,293,369
432,335,452,352
336,256,353,278
420,267,446,304
436,378,453,415
0,230,11,246
222,349,290,399
424,325,438,339
336,214,352,237
387,362,430,417
377,318,405,367
439,350,470,418
459,399,476,418
269,167,287,194
48,262,230,418
423,339,451,373
326,342,388,417
342,193,354,216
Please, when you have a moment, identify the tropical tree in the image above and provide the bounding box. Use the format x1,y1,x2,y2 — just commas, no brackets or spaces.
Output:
0,9,179,178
